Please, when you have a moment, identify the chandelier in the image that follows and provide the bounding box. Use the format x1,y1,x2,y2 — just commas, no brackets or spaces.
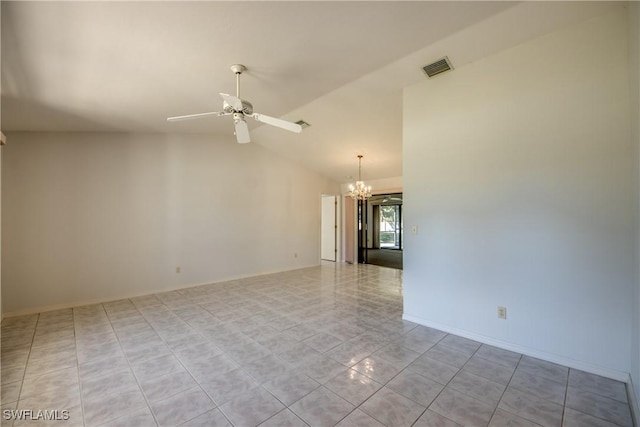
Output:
348,155,372,200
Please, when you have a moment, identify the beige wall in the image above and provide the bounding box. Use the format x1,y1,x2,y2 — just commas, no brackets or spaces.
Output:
631,0,640,413
403,8,633,379
1,132,339,315
0,136,3,320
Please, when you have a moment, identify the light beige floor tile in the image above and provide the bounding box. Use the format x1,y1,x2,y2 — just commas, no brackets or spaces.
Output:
562,407,621,427
259,409,309,427
131,353,187,383
413,409,463,427
359,386,426,427
139,370,197,402
463,354,516,385
150,387,215,427
475,344,521,369
78,355,131,381
325,369,383,407
489,408,542,426
498,386,563,427
407,354,458,385
1,381,22,405
517,356,568,385
200,368,260,406
447,370,506,406
335,409,385,427
298,354,349,384
386,370,444,407
352,356,400,384
218,386,284,427
289,387,355,427
84,388,148,426
423,343,472,369
20,367,79,400
509,369,567,404
180,408,231,427
565,386,633,427
1,264,635,427
1,366,25,386
98,407,157,427
262,371,320,407
568,369,628,403
430,387,496,427
241,353,293,384
439,335,481,357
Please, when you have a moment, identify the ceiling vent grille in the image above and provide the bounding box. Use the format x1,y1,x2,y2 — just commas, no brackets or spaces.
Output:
295,120,311,129
422,56,453,78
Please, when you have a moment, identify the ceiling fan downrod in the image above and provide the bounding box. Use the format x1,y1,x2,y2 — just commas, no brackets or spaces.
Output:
230,64,246,98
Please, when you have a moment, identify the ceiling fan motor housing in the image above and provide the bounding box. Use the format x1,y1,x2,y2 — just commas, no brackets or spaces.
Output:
223,99,253,115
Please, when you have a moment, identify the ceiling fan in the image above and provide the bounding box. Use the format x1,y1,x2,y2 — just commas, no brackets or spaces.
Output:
167,64,302,144
382,195,403,203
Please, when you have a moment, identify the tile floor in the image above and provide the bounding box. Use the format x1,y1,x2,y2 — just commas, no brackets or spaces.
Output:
0,263,635,427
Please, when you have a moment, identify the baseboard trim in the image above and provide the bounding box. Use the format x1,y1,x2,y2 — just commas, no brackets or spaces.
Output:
2,263,320,318
627,373,640,427
403,313,631,383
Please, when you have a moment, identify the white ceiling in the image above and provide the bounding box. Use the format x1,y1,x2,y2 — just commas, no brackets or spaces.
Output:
1,1,619,183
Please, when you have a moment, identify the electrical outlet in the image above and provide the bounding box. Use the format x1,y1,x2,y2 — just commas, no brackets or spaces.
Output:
497,306,507,320
176,266,181,274
294,252,298,258
411,226,418,235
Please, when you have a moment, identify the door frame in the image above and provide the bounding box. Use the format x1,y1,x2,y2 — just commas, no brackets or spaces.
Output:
321,194,340,262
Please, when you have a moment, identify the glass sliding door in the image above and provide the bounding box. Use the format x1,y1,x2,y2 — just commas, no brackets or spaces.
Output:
357,199,369,264
379,204,402,250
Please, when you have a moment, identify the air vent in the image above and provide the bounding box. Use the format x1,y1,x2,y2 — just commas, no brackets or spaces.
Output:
422,56,453,78
295,120,311,129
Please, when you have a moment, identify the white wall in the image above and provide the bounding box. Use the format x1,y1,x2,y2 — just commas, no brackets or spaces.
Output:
631,0,640,412
403,9,633,379
1,132,339,315
0,138,3,320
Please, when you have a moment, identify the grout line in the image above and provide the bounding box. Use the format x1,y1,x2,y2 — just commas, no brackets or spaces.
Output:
486,350,523,426
101,302,159,427
72,308,86,427
124,297,232,426
11,313,40,427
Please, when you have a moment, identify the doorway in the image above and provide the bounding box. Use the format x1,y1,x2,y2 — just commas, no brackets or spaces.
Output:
321,195,338,261
363,193,403,269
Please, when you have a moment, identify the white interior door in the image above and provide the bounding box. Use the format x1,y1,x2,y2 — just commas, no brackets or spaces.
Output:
321,195,337,261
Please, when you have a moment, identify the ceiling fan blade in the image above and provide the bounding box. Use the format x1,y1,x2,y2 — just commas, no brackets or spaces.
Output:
234,118,251,144
220,93,244,111
167,111,228,122
251,113,302,133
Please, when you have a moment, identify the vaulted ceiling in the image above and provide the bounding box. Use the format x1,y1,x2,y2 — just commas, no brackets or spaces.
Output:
1,1,617,183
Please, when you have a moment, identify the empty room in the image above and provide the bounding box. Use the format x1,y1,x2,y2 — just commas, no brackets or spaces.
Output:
1,1,640,426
